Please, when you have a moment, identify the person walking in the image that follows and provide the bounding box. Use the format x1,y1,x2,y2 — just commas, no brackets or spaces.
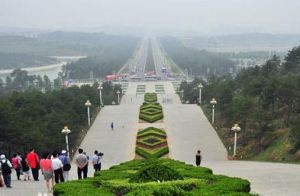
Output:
11,154,22,180
52,152,64,184
59,150,71,181
26,148,40,181
195,150,202,167
111,122,114,130
40,153,53,193
75,149,88,179
0,154,12,188
20,155,30,181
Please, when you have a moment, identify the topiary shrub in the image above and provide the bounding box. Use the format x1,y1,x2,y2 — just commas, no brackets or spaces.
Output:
129,163,183,183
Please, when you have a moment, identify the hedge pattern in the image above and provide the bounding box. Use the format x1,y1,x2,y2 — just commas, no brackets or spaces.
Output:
144,93,158,103
53,159,254,196
136,127,169,159
139,103,163,123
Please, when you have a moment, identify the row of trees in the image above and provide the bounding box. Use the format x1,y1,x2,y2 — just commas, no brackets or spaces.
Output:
0,69,58,96
159,37,236,77
179,46,300,160
0,76,122,156
65,36,139,79
0,52,57,69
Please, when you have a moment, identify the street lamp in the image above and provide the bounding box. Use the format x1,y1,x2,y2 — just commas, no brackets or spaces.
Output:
116,90,121,105
198,83,203,104
85,100,92,126
210,98,217,123
231,124,241,157
61,126,71,157
98,85,103,107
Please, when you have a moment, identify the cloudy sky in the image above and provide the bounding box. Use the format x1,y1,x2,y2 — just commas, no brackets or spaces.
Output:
0,0,300,34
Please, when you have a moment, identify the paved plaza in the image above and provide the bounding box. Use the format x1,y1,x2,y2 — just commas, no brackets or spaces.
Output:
2,81,300,196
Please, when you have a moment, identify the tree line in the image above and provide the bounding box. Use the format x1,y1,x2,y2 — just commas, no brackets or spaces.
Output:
159,37,236,77
0,70,122,156
179,46,300,161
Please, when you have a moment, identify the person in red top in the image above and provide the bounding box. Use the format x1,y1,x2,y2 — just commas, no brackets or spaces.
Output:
40,152,53,193
26,148,39,181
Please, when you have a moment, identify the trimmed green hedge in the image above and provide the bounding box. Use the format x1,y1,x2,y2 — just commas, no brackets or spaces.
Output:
136,146,169,159
144,93,158,103
135,127,169,159
137,127,166,138
53,159,253,196
129,163,183,183
139,113,164,123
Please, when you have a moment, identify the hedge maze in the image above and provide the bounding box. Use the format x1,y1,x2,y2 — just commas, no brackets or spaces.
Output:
136,127,169,159
139,93,163,123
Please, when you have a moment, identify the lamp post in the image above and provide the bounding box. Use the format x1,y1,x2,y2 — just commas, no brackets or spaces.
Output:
231,124,241,157
98,86,103,107
61,126,71,157
198,83,203,104
116,90,120,105
85,100,92,126
210,98,217,123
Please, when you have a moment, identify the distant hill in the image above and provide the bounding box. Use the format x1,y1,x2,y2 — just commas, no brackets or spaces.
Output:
0,32,139,56
181,33,300,52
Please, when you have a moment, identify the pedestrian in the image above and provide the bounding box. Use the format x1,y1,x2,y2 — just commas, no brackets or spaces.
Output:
20,155,30,181
0,154,12,188
195,150,202,167
92,150,101,174
11,154,22,180
0,168,4,187
59,150,71,181
111,122,114,130
52,152,64,184
75,149,88,180
40,152,53,193
83,152,89,174
26,148,40,181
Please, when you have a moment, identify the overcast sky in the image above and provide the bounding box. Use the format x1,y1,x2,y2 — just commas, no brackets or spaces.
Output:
0,0,300,34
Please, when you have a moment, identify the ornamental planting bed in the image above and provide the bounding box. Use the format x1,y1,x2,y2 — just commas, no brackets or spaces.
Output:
139,93,163,123
144,93,158,103
54,159,253,196
136,85,146,94
135,127,169,159
155,84,165,94
139,103,163,123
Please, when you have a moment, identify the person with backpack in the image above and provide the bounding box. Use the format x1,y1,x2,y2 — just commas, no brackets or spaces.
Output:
11,154,22,180
58,150,71,181
0,154,12,188
20,155,30,181
26,148,40,181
